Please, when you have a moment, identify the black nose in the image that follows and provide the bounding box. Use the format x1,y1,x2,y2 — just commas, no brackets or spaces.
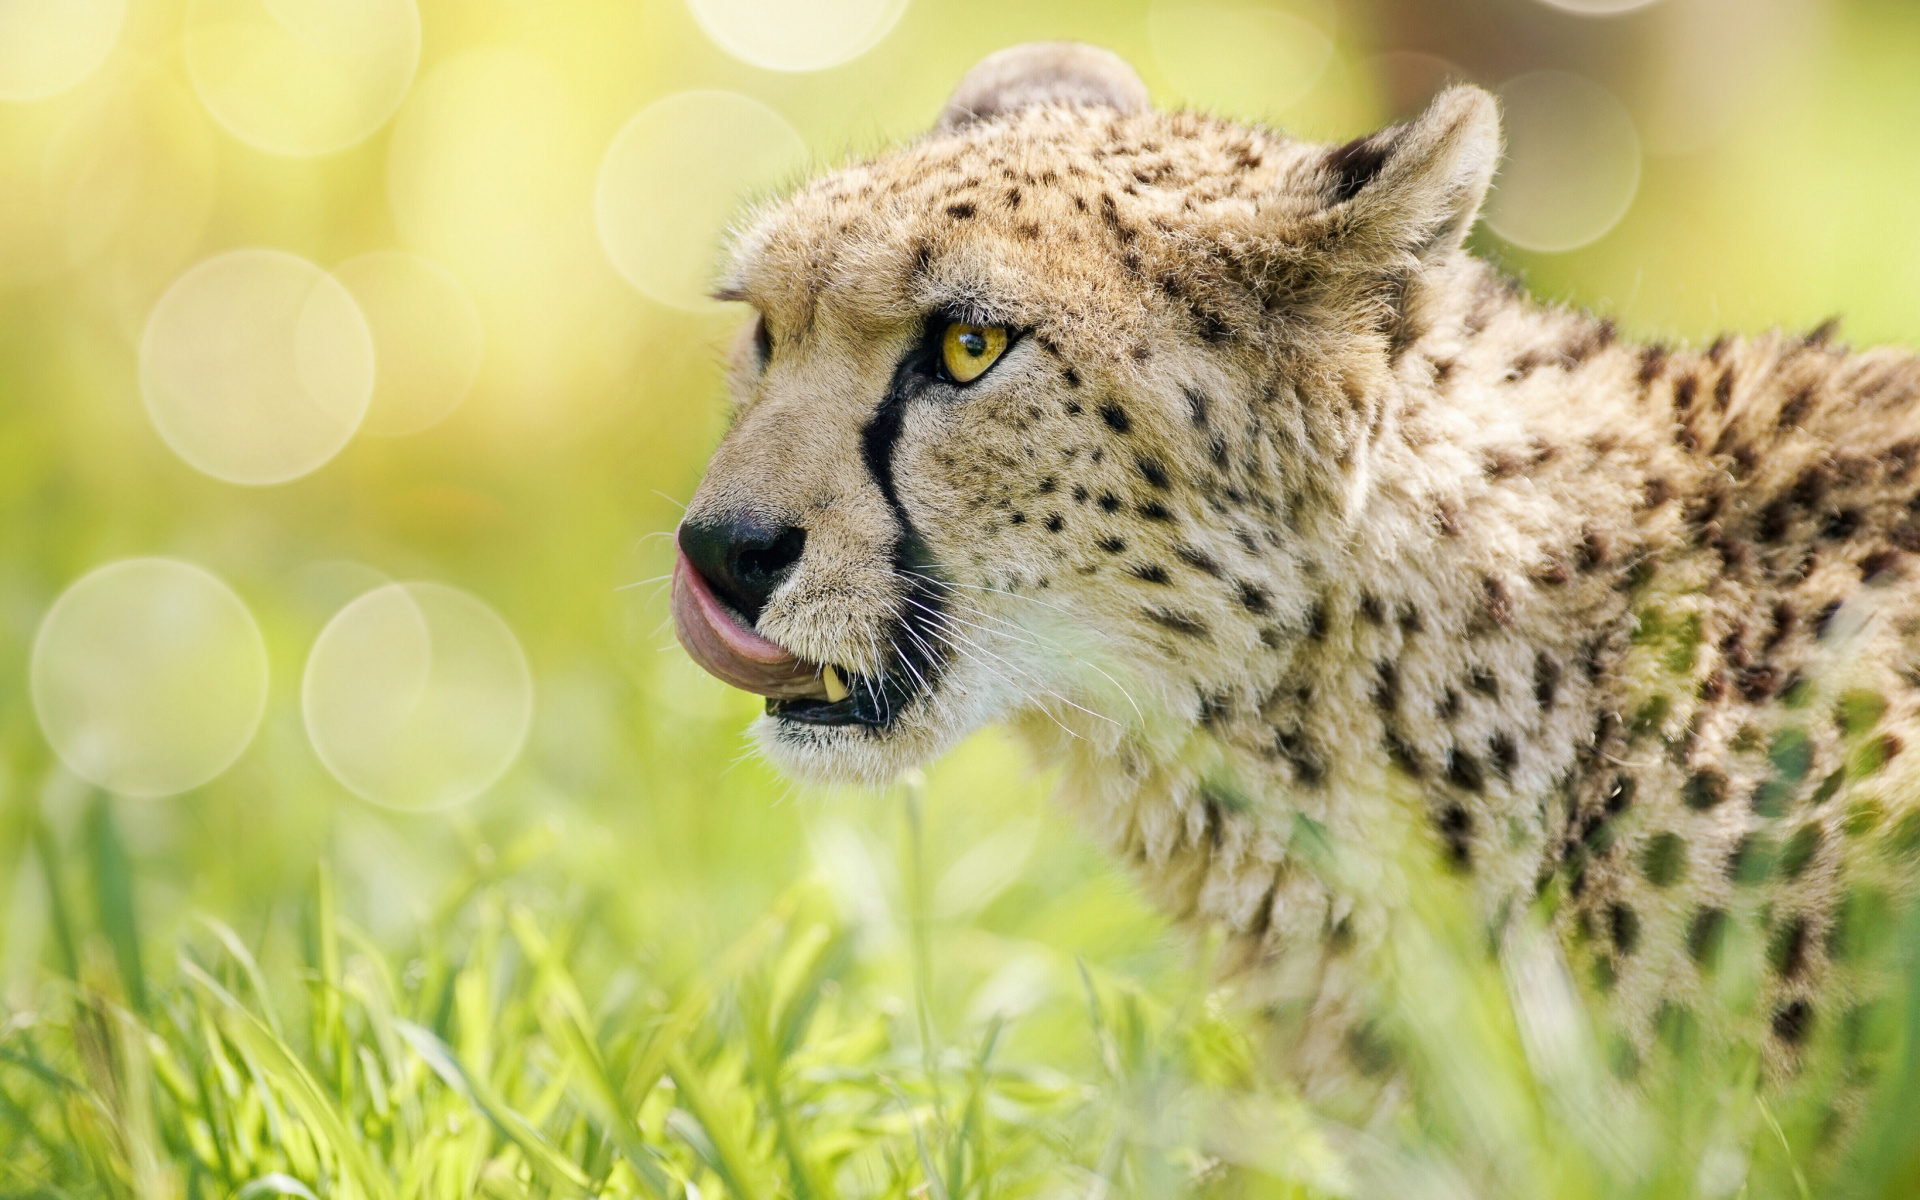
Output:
677,516,807,626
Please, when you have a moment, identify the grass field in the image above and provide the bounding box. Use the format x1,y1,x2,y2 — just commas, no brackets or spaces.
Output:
5,0,1920,1196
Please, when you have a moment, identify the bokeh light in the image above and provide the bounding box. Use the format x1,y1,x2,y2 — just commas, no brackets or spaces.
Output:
597,90,809,310
331,251,483,436
1363,50,1467,118
1535,0,1663,14
184,0,421,156
385,47,622,408
1485,71,1641,253
303,582,533,812
0,0,126,102
43,70,219,327
30,558,268,798
688,0,908,73
1148,0,1335,119
141,249,374,485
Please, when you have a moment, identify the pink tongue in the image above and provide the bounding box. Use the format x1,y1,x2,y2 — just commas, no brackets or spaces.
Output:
670,551,827,699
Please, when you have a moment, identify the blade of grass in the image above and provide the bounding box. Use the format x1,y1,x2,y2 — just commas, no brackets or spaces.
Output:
394,1018,590,1195
182,958,397,1200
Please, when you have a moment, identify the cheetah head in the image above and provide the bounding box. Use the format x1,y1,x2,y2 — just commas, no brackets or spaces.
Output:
672,43,1501,785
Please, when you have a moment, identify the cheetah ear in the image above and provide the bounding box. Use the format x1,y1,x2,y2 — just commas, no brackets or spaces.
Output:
1317,85,1501,265
935,43,1151,133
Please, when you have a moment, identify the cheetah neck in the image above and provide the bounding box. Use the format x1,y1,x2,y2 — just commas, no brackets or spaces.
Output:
1022,261,1695,936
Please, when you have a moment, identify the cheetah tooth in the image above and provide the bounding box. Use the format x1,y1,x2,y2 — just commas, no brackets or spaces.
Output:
822,665,850,702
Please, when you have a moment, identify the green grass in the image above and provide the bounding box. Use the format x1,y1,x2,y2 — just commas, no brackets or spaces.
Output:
0,771,1316,1200
9,762,1920,1200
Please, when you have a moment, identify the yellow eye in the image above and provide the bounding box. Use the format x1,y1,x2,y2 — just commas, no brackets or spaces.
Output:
940,321,1009,384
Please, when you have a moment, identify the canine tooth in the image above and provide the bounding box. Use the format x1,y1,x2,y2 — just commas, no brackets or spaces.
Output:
822,665,850,702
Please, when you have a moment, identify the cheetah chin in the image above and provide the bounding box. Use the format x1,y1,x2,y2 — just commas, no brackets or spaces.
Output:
670,41,1920,1119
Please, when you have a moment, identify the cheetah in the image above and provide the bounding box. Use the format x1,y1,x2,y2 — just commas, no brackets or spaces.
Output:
669,42,1920,1128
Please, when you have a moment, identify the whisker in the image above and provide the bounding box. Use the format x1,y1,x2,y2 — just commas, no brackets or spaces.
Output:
919,593,1146,724
615,573,674,593
902,600,1108,732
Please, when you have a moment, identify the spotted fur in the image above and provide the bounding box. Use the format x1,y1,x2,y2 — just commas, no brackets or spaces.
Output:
682,43,1920,1113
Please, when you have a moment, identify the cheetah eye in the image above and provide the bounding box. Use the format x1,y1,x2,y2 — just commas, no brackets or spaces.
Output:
939,321,1009,384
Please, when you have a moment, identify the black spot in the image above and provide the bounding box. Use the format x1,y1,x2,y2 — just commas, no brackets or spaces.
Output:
1714,369,1735,409
1683,770,1727,811
1098,493,1122,513
1861,548,1900,582
1436,803,1473,868
1359,592,1385,625
1606,773,1636,813
1345,1022,1396,1077
1688,907,1727,967
1811,770,1844,806
1467,667,1499,699
1135,455,1171,490
1045,514,1064,532
1183,386,1210,427
1437,688,1462,721
1780,385,1815,429
1773,1000,1812,1045
1822,509,1860,541
1137,501,1173,522
1770,915,1811,979
1099,403,1131,433
1063,367,1082,388
1072,485,1089,504
1385,728,1424,777
1506,640,1546,706
1372,661,1399,712
1638,344,1669,388
1641,832,1686,886
1445,749,1485,793
1489,732,1518,780
1009,512,1025,525
1097,536,1126,553
1144,607,1209,639
1609,903,1641,955
945,202,976,220
1483,576,1515,627
1128,563,1171,584
1172,544,1222,577
1728,833,1776,884
1276,728,1325,785
1236,581,1271,614
1305,601,1327,641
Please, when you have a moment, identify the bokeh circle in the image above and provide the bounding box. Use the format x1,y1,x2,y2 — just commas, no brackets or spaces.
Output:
1148,0,1335,119
687,0,908,73
303,582,533,812
331,251,484,436
0,0,127,102
184,0,421,156
31,558,268,798
1485,71,1642,253
141,249,374,485
596,90,808,310
1534,0,1663,14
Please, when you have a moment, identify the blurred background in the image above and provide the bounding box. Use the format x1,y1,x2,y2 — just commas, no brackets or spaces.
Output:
2,0,1919,1194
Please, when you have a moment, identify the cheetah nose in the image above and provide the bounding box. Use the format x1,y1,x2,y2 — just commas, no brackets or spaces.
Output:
676,515,806,625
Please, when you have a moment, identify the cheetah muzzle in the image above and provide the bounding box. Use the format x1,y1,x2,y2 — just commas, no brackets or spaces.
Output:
670,40,1920,1124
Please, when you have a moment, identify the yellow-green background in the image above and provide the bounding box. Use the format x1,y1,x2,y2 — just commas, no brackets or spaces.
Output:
3,0,1919,1195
